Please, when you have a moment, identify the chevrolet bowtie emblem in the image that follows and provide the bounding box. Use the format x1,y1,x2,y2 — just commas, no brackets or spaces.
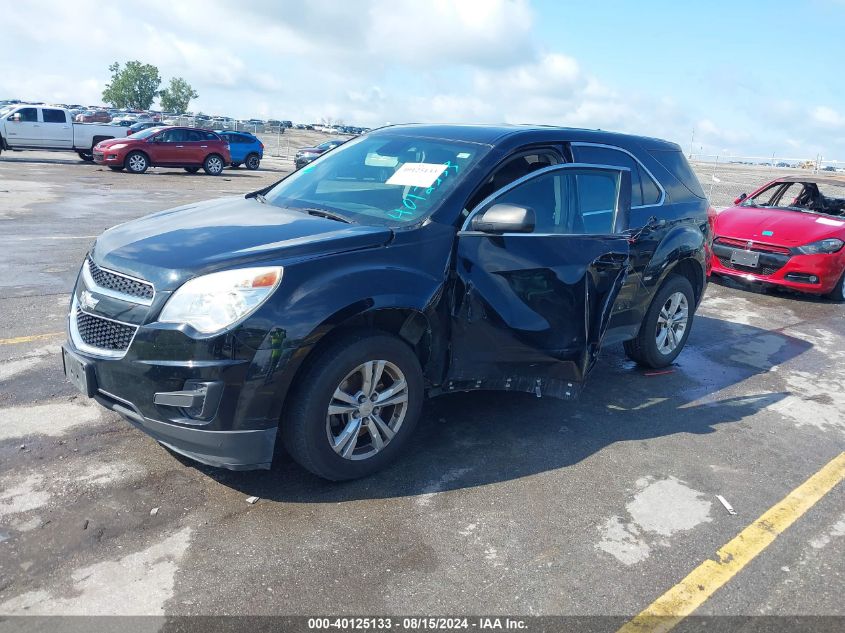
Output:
80,290,99,310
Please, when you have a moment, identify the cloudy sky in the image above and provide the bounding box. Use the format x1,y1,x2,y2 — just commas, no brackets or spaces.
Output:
3,0,844,159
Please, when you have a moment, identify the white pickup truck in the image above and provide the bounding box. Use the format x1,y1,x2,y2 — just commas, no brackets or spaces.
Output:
0,104,118,161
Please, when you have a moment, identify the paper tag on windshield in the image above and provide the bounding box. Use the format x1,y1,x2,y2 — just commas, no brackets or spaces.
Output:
816,217,845,227
386,163,448,188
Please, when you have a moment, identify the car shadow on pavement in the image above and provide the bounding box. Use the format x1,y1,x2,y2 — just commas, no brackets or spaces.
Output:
202,315,811,502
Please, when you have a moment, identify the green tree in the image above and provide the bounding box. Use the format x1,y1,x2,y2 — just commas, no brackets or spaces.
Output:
102,61,162,110
158,77,199,113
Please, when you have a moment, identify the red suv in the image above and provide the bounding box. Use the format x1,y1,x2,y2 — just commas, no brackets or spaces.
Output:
93,127,231,175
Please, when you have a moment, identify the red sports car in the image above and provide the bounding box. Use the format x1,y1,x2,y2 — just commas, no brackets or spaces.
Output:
712,175,845,300
93,126,231,175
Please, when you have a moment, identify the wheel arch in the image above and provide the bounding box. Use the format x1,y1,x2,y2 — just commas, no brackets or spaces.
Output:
266,302,439,434
645,224,708,307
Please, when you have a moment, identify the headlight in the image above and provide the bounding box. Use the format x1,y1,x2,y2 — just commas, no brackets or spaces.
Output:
109,143,127,150
795,238,844,255
158,266,283,334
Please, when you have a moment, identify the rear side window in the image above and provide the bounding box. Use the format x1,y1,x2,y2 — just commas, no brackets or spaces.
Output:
572,144,661,207
204,131,220,141
649,149,706,199
43,109,67,123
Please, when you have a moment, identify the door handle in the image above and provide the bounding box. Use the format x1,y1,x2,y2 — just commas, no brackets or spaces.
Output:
200,145,208,148
175,145,185,148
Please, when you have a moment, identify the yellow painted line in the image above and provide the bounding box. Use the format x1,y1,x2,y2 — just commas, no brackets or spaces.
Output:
0,332,63,346
618,451,845,633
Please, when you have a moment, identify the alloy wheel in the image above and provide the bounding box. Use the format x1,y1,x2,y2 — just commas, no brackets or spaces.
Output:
326,360,408,461
655,291,689,355
206,156,223,174
128,154,146,172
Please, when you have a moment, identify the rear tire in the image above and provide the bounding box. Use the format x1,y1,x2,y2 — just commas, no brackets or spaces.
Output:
124,151,149,174
624,275,695,368
78,151,94,162
203,154,224,175
245,153,260,170
184,166,200,174
282,330,424,481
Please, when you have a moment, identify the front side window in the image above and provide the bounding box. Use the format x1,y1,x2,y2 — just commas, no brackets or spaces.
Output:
12,108,37,122
265,135,490,226
43,109,67,123
482,167,622,234
157,129,186,143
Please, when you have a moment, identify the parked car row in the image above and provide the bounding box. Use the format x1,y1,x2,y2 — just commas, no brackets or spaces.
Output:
93,126,264,174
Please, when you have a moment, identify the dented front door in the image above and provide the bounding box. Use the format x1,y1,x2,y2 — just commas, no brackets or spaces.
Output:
446,164,632,399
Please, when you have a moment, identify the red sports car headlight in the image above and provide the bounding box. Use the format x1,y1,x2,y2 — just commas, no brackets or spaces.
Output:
795,238,844,255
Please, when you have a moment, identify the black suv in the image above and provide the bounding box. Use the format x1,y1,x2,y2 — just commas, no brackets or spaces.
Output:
62,125,712,480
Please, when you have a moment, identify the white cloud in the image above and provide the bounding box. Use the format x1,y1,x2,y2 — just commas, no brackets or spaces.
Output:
0,0,841,158
811,106,845,129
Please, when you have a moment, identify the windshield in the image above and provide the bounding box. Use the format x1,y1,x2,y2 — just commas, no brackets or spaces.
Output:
0,106,13,118
265,134,490,226
128,126,164,139
741,180,845,216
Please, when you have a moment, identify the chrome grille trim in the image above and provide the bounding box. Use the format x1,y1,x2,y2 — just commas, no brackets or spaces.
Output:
82,258,155,306
69,296,139,359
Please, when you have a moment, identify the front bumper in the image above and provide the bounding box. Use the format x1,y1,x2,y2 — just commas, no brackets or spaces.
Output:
93,150,123,165
93,386,276,470
712,241,843,295
63,263,291,470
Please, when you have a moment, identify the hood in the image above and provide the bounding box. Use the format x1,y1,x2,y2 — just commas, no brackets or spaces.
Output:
297,147,324,154
96,137,131,148
91,197,393,290
715,206,845,246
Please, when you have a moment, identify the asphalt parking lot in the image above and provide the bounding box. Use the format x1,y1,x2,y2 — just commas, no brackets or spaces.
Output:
0,154,843,626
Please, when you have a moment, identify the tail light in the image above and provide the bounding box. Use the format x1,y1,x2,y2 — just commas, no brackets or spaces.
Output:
259,142,264,150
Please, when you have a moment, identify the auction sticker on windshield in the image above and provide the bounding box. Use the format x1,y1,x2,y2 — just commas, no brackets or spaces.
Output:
386,162,449,187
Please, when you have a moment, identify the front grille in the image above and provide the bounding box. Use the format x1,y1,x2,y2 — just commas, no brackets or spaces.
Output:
716,255,782,276
75,309,136,351
93,151,104,161
88,259,154,301
714,237,791,255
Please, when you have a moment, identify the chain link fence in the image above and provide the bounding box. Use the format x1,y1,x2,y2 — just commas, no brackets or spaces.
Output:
688,154,843,208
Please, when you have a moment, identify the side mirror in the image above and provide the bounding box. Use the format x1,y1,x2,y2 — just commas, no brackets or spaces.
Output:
734,192,747,205
9,113,21,122
471,203,535,234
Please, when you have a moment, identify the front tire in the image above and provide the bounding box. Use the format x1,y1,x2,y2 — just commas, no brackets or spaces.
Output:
203,154,224,175
78,151,94,162
826,270,845,302
245,153,260,170
125,151,149,174
624,275,695,368
282,330,424,481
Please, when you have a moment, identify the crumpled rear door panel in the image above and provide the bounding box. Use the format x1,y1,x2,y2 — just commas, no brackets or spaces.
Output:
446,234,629,399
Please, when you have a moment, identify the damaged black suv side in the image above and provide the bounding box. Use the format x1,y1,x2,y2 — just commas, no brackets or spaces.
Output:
63,124,711,480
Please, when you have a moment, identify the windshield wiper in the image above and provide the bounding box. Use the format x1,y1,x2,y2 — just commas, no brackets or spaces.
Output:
254,193,267,204
302,207,352,223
